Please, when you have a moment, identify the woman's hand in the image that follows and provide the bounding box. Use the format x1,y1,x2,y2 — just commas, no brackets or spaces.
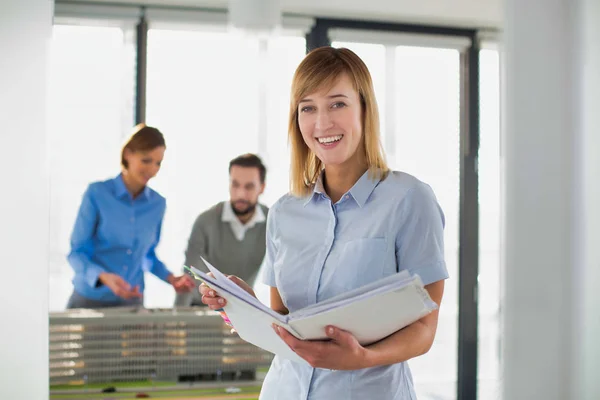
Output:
167,274,196,293
273,325,371,370
98,272,142,299
199,274,255,332
199,274,256,310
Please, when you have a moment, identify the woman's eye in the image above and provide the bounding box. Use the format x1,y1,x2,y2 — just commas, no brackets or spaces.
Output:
142,159,152,164
300,106,314,113
332,102,346,109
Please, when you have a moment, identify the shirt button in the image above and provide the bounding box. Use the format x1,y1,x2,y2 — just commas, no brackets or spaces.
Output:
127,249,132,255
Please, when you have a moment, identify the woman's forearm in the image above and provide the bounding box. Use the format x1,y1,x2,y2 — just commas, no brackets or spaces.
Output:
362,318,437,368
361,281,443,368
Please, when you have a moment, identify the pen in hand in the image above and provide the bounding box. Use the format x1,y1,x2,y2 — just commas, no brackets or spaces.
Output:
183,266,235,331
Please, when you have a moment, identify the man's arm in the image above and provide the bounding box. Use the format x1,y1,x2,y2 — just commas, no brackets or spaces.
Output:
174,214,210,307
184,214,209,271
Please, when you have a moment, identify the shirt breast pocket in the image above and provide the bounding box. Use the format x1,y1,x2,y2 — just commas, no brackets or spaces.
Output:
97,214,130,246
337,238,388,291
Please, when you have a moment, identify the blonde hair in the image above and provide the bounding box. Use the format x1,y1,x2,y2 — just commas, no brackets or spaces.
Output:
288,47,389,197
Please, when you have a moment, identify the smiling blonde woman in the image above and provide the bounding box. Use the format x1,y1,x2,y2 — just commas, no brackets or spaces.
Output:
201,47,448,400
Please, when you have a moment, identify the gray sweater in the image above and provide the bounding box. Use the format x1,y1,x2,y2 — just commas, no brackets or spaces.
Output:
174,201,268,306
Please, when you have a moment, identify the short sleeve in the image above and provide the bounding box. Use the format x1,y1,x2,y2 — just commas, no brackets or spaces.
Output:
395,182,449,285
261,201,279,287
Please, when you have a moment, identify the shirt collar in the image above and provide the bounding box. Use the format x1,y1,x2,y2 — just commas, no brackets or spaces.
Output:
222,201,266,225
348,169,381,208
114,173,150,201
302,171,326,206
303,169,381,208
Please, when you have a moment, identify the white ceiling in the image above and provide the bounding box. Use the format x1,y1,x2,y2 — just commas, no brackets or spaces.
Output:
61,0,502,29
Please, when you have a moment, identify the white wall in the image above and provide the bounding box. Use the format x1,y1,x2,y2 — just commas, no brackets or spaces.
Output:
579,0,600,397
57,0,502,28
0,0,52,398
502,0,600,399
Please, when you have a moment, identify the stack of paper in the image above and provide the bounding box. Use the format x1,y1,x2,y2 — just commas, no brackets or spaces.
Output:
188,258,438,365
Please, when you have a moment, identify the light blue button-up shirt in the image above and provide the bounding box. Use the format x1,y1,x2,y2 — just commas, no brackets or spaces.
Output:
261,170,449,400
68,174,171,302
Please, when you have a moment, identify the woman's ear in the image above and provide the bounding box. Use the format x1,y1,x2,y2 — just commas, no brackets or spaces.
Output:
122,148,134,169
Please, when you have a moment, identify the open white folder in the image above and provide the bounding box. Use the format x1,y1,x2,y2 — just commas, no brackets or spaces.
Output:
188,257,438,365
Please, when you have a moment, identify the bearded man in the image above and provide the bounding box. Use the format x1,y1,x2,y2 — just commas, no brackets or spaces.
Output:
174,153,268,307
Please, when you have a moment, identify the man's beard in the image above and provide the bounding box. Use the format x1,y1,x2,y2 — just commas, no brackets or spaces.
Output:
231,200,257,216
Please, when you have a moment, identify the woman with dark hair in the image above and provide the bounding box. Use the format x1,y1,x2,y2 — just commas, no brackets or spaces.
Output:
66,124,194,309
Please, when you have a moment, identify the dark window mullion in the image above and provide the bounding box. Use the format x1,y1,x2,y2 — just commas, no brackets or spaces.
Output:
306,20,330,52
135,9,148,124
458,39,480,400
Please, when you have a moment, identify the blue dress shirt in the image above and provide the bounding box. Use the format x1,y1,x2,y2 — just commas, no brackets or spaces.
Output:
68,174,171,302
261,170,449,400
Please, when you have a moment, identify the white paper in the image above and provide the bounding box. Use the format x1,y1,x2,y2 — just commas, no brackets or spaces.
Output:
188,259,438,363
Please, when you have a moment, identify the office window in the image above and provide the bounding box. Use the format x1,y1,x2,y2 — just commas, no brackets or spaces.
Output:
145,29,306,307
392,45,460,400
478,48,501,400
47,24,136,311
334,40,460,399
329,42,387,143
263,35,309,205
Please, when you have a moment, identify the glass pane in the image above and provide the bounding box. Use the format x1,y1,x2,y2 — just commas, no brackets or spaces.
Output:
47,24,136,311
478,48,501,400
331,40,460,400
393,45,460,400
256,35,307,304
263,36,307,205
331,41,387,142
146,30,260,308
145,29,305,307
